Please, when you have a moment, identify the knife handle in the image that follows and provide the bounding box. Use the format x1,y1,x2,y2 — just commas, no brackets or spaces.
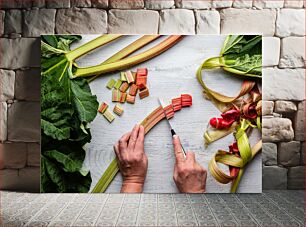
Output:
171,129,176,136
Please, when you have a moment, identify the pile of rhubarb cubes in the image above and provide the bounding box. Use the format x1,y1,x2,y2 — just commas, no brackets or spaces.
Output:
98,68,150,123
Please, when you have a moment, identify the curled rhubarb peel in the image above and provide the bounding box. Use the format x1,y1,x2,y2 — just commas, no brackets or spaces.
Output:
75,36,183,78
197,36,262,192
92,95,192,193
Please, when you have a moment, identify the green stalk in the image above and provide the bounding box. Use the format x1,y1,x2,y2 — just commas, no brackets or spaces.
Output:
87,35,161,83
91,158,119,193
230,140,262,193
65,35,122,61
103,35,161,64
73,35,183,78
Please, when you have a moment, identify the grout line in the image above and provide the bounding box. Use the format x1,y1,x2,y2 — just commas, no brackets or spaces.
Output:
93,193,110,226
114,193,125,226
201,194,220,226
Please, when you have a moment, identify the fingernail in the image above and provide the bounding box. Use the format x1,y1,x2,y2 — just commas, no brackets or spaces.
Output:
173,135,178,138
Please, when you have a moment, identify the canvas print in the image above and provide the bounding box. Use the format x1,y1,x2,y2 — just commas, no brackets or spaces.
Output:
41,35,262,193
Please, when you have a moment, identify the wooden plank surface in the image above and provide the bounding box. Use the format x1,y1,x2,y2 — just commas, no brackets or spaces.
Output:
71,35,262,193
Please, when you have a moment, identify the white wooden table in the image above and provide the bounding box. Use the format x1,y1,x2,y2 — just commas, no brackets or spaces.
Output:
72,35,262,193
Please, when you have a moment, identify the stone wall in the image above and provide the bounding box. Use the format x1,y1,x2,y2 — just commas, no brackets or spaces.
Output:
0,0,305,192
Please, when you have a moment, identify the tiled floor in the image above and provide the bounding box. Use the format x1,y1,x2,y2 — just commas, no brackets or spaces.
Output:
1,190,304,226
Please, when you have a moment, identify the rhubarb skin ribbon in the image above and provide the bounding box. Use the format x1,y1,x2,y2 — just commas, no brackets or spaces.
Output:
197,56,262,193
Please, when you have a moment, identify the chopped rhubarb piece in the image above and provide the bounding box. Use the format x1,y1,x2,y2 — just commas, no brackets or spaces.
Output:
103,109,115,123
125,71,135,84
181,94,192,107
98,102,109,114
113,104,124,116
120,72,127,82
114,80,122,89
119,92,127,103
139,86,149,99
112,89,120,102
126,94,136,104
137,68,148,77
132,71,137,80
119,82,129,93
106,79,116,90
164,104,174,119
129,84,138,96
136,68,148,87
172,97,182,112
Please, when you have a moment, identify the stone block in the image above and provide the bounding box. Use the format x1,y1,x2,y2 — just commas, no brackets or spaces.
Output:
8,102,40,142
0,167,40,192
294,101,305,141
253,0,284,8
71,0,91,7
145,0,175,9
276,9,305,37
301,142,305,165
0,0,28,9
110,0,144,8
195,10,220,34
284,0,304,8
0,102,7,142
0,10,4,35
92,0,109,8
56,8,107,34
0,38,40,69
159,9,195,34
220,9,276,36
263,143,277,166
0,142,27,169
15,68,40,101
23,9,56,37
263,37,280,66
232,0,253,8
32,0,46,8
278,141,301,167
46,0,70,8
175,0,212,9
263,68,305,101
263,118,294,142
262,101,274,115
4,9,22,34
274,101,297,113
212,0,232,8
27,143,40,167
0,69,15,102
280,37,305,68
263,166,287,189
288,166,304,189
108,10,159,34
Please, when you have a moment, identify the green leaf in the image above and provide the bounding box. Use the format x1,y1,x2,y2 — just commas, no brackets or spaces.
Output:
43,156,66,192
71,79,99,123
44,150,84,172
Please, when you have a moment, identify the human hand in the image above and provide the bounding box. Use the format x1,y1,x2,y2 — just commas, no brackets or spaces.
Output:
114,124,148,193
172,135,207,193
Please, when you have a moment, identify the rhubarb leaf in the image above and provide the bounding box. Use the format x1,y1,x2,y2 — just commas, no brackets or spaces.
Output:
71,79,99,123
41,35,97,193
44,150,84,173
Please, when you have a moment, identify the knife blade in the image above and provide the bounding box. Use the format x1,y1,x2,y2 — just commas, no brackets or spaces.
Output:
158,98,186,158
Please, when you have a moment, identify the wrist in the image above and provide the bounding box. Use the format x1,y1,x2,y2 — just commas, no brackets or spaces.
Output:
121,182,144,193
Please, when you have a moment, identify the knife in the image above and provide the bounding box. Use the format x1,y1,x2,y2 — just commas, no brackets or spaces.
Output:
158,98,186,158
